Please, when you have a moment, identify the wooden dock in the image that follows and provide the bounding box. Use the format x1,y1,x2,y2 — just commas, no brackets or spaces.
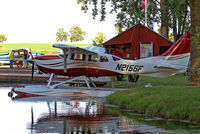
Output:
0,67,59,83
0,67,111,86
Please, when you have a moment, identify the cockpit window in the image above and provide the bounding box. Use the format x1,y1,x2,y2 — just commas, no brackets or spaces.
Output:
70,53,85,61
112,56,121,61
100,56,108,62
70,53,75,60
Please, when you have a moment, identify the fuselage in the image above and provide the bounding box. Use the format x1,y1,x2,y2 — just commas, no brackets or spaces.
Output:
33,31,191,78
34,51,190,77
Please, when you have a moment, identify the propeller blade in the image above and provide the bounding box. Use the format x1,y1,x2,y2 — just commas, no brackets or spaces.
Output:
28,50,35,81
31,62,34,81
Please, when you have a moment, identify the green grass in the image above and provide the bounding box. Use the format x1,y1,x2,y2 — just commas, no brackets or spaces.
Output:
0,43,92,54
106,75,200,123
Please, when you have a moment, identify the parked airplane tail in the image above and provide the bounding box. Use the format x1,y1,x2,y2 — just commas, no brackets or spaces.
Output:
152,31,191,76
161,31,190,56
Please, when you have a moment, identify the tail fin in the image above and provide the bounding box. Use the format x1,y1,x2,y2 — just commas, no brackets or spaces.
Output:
161,31,190,56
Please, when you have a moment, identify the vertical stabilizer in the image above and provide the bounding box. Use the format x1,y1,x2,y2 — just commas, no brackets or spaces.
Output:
161,32,190,56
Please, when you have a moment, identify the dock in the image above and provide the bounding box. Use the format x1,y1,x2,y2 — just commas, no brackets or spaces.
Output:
0,66,111,86
0,67,59,83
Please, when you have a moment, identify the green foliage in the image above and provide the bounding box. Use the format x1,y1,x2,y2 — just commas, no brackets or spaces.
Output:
56,28,68,42
0,34,7,43
77,0,89,13
167,0,190,40
92,32,107,46
157,28,174,42
69,26,86,42
78,0,159,29
168,32,174,42
106,75,200,122
115,25,124,35
77,0,190,40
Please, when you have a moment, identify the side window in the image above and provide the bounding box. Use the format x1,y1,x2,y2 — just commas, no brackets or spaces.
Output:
70,53,85,61
112,56,121,61
88,54,98,62
79,54,86,61
71,53,75,60
100,56,108,62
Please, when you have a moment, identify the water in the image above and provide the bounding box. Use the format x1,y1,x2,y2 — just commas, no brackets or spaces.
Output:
1,86,200,134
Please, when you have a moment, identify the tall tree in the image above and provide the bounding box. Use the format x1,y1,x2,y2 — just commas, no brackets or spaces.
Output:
69,26,86,42
189,0,200,85
0,34,7,43
56,28,68,42
168,0,190,41
92,32,107,46
77,0,159,29
160,0,168,39
77,0,190,40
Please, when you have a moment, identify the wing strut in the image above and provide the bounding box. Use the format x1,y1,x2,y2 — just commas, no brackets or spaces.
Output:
47,74,96,89
63,49,68,74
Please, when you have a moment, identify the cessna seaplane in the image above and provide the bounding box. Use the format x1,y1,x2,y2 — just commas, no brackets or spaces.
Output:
34,31,190,88
9,31,190,97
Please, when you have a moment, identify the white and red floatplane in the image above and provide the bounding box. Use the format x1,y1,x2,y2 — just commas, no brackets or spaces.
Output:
9,32,191,97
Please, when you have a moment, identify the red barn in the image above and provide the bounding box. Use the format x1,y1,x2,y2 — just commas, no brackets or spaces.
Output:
102,23,173,60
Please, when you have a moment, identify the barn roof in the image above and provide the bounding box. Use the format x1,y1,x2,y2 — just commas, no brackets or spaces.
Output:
102,23,173,46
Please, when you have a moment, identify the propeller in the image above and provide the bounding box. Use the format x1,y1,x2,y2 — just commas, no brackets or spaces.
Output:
31,60,34,81
27,50,35,81
26,59,35,81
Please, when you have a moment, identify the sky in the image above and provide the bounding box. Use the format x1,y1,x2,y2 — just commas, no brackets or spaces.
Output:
0,0,117,43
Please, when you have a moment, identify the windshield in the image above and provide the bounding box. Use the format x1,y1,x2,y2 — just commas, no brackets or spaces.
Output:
112,56,121,61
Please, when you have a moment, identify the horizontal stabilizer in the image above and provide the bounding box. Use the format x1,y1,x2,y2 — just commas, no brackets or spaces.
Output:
154,65,178,71
141,72,176,78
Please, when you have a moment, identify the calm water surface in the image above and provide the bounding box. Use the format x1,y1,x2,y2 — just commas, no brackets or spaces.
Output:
0,86,200,134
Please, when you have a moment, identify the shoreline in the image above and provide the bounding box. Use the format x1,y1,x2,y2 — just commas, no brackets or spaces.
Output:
105,74,200,123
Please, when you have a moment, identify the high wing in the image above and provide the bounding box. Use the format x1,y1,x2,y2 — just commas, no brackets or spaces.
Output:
53,44,98,73
53,44,98,55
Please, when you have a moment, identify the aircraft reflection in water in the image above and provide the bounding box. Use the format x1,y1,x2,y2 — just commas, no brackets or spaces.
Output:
30,101,116,134
12,96,169,134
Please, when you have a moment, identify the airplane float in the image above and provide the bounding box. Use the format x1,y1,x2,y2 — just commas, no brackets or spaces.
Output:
8,31,190,97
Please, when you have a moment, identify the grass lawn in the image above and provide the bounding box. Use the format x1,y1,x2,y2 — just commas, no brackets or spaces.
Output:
0,43,92,54
106,74,200,123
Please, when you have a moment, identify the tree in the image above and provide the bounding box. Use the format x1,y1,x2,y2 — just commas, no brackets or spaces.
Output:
69,26,86,42
77,0,190,40
0,34,7,43
189,0,200,86
92,32,107,46
157,28,174,41
77,0,159,29
56,28,68,42
115,25,124,35
160,0,169,39
167,0,190,41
